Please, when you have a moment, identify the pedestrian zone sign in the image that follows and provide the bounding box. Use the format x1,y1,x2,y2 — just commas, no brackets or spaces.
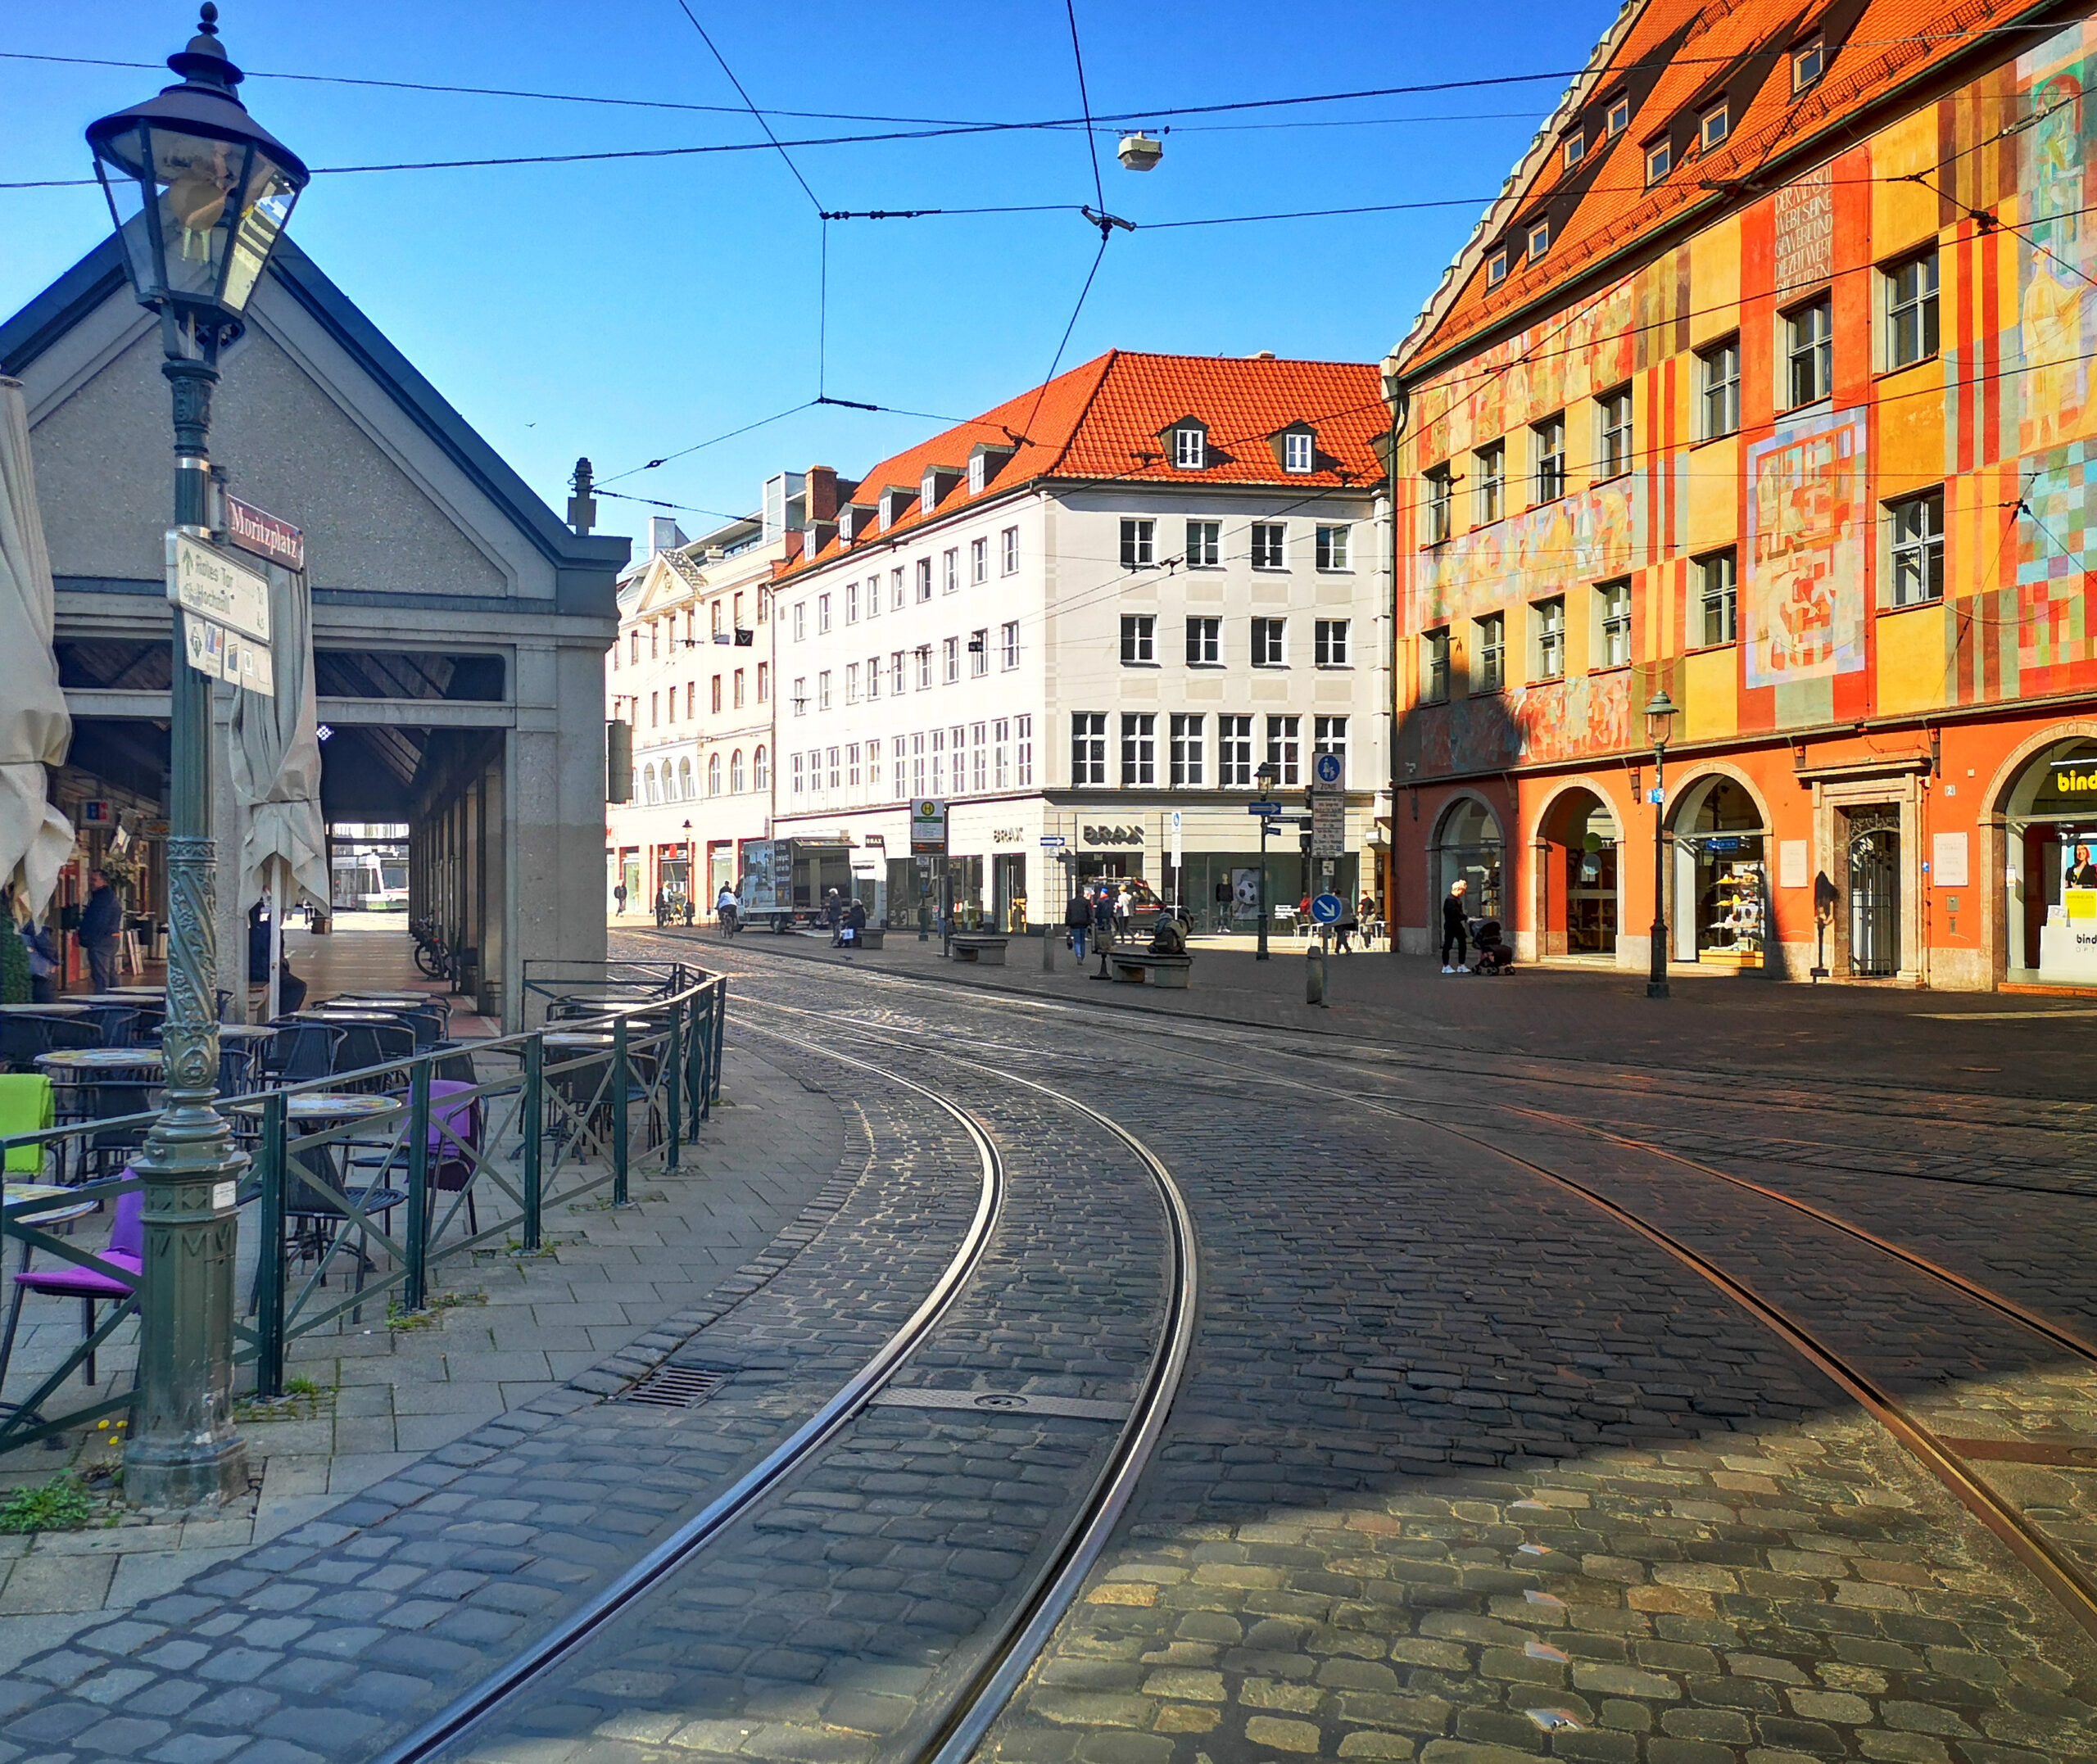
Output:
1312,752,1343,790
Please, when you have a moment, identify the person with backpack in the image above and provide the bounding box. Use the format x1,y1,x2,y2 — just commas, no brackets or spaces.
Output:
1065,886,1094,961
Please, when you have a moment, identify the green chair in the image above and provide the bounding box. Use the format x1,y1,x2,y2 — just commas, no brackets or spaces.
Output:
0,1076,55,1178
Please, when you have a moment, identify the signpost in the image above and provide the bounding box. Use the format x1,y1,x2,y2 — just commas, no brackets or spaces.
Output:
1311,751,1344,860
1248,800,1284,818
168,531,274,698
910,798,948,856
1038,835,1067,848
1311,893,1343,925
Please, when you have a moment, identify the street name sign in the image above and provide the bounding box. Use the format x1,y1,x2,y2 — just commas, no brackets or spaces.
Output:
224,495,304,572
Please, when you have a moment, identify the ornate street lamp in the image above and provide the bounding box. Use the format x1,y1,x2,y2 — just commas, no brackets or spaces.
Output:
1255,760,1280,961
86,5,308,1508
1643,689,1679,1002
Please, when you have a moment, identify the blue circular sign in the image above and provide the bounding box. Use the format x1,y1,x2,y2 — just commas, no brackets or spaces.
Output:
1313,752,1344,786
1311,893,1344,925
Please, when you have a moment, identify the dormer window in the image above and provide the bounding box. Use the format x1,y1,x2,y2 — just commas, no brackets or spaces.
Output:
1174,425,1207,470
1527,219,1550,260
1700,101,1728,150
1792,35,1823,93
968,455,985,495
1605,93,1629,136
1646,138,1672,184
921,471,938,513
1283,432,1313,473
1563,133,1586,169
1487,247,1509,287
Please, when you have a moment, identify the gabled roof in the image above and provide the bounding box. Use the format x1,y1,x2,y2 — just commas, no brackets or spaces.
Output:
773,350,1386,583
1391,0,2056,381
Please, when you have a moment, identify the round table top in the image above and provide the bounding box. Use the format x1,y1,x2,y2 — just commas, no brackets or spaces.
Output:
230,1091,401,1122
337,993,439,1006
149,1023,278,1042
544,1032,614,1048
70,995,160,1006
35,1047,163,1072
3,1183,99,1226
297,1011,403,1024
102,987,166,997
0,1002,91,1016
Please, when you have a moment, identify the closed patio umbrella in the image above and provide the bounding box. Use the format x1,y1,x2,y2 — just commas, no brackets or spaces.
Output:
229,554,324,1019
0,378,73,924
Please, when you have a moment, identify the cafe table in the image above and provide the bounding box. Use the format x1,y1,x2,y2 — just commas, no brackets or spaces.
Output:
0,1002,91,1016
295,1010,404,1025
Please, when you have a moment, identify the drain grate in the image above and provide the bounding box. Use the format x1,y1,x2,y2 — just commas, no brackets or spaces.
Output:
621,1364,731,1409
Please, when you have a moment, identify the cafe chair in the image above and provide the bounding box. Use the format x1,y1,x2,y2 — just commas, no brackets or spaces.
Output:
0,1076,55,1180
10,1183,143,1389
263,1024,339,1086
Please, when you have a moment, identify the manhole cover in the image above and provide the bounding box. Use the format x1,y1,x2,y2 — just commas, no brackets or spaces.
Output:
622,1364,731,1409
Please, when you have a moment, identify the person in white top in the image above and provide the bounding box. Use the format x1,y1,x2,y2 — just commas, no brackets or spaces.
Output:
715,884,740,938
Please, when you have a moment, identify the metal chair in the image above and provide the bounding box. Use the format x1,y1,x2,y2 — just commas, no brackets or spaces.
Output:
79,1005,141,1048
7,1185,142,1389
264,1024,340,1085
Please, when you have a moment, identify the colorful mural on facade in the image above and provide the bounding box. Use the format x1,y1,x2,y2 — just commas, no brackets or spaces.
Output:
1409,672,1633,773
1744,411,1868,692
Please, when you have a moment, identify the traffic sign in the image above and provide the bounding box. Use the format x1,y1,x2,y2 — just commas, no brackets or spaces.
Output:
1311,794,1346,857
1312,752,1344,790
1248,800,1284,816
1311,893,1343,925
1039,835,1067,848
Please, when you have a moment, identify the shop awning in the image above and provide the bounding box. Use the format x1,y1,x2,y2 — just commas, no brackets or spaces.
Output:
0,378,73,921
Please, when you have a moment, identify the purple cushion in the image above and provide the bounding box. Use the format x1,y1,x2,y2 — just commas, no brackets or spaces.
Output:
16,1251,139,1299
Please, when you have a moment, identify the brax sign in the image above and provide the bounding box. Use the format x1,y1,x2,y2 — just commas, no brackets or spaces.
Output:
1082,825,1144,846
224,495,305,572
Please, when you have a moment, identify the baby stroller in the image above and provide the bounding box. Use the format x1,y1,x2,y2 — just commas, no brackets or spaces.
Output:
1470,916,1516,975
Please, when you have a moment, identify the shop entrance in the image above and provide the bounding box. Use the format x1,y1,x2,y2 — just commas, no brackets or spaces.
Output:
1429,798,1504,922
993,853,1027,932
1846,809,1900,978
1669,777,1768,969
1539,789,1618,956
2003,739,2097,984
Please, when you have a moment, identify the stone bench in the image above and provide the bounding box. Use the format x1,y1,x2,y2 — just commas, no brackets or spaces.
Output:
950,934,1008,966
1107,951,1193,988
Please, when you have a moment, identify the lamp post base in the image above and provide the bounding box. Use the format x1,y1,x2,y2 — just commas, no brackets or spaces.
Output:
123,1433,250,1512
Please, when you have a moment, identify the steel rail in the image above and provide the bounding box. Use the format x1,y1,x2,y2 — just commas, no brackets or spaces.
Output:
372,1031,1005,1764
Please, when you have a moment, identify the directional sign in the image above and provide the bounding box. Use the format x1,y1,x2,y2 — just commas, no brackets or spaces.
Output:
169,531,270,642
1248,800,1285,816
1312,752,1344,791
1311,893,1344,925
1039,835,1067,848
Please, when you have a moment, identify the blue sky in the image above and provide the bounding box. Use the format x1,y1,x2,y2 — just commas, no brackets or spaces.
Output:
3,2,1616,545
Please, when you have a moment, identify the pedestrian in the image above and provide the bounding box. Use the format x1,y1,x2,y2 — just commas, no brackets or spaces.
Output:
1092,886,1116,957
247,902,308,1015
824,889,844,944
1441,878,1470,973
1114,884,1131,935
1064,885,1092,961
614,881,627,917
654,886,668,928
844,896,867,946
1358,891,1378,948
21,918,57,1005
1336,898,1358,954
715,883,739,937
79,867,120,993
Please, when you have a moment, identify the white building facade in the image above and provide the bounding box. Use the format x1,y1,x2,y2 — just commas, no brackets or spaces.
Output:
768,352,1392,931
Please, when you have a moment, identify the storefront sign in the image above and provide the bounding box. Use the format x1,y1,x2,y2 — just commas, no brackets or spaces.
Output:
991,826,1026,844
910,798,948,855
79,800,113,825
1082,825,1144,846
224,495,305,572
2050,763,2097,797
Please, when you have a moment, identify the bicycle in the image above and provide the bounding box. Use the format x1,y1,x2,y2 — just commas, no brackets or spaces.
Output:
410,915,450,979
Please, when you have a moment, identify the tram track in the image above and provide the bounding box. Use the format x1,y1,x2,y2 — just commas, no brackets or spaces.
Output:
377,1023,1198,1764
718,959,2097,1651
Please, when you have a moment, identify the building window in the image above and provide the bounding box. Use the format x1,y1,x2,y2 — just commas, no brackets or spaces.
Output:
1187,617,1221,665
867,739,878,790
1786,295,1833,407
1283,431,1313,474
890,650,904,695
1266,715,1301,787
942,637,959,684
891,567,905,610
848,743,861,789
1424,628,1451,703
1252,617,1286,667
1700,102,1728,150
971,536,988,583
754,745,768,789
1121,518,1157,569
994,718,1010,789
827,748,841,792
1605,93,1629,135
1886,251,1940,369
1476,613,1506,691
1072,713,1107,785
943,548,959,594
1597,579,1632,667
972,722,988,792
734,669,745,708
931,729,944,796
1313,717,1347,783
1425,466,1453,544
1001,621,1020,669
1889,491,1945,606
731,749,745,793
1001,527,1018,573
1646,138,1672,183
757,588,770,624
817,670,831,711
969,628,989,676
1530,414,1566,503
845,581,859,624
818,593,831,634
1563,132,1586,169
893,735,908,798
1792,34,1823,92
1175,425,1207,470
863,577,878,622
709,676,722,713
792,602,806,641
916,647,933,690
1699,337,1740,439
910,734,924,798
757,663,768,702
1487,247,1509,288
1121,713,1156,786
1534,596,1565,681
864,656,879,700
845,663,859,704
1527,219,1550,260
1698,550,1737,646
1251,522,1288,569
1314,619,1350,667
1185,519,1221,568
650,622,660,659
1599,386,1633,477
1121,614,1157,665
790,753,803,797
1219,715,1252,788
1315,525,1351,571
1017,716,1034,786
1171,713,1204,786
708,753,722,796
1474,441,1506,524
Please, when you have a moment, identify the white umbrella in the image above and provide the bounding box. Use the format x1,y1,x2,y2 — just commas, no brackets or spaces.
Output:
0,377,73,925
229,554,324,1018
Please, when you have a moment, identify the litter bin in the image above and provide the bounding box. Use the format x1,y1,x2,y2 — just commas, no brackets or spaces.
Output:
453,945,478,998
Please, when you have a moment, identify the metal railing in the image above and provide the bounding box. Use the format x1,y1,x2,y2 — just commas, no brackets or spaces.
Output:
0,961,728,1449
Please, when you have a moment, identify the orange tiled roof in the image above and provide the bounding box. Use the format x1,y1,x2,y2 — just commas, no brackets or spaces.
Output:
1394,0,2051,377
776,351,1386,581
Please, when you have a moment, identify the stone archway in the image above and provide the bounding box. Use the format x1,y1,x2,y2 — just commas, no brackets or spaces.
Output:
1532,783,1623,959
1666,772,1771,970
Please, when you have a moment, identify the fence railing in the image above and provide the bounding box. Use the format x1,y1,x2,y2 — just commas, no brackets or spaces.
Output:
0,961,729,1450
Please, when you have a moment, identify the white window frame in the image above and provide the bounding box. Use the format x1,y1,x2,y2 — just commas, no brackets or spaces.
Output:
1072,712,1107,786
790,677,806,717
1563,133,1586,169
1476,613,1506,692
1533,414,1566,502
1425,467,1453,544
969,628,989,677
1265,715,1301,788
1315,525,1351,572
1527,219,1550,260
1251,522,1288,570
1598,387,1633,479
1785,294,1833,408
1487,247,1509,287
1698,550,1737,646
1170,713,1204,786
1597,579,1632,668
1120,713,1156,787
971,536,989,583
916,558,933,601
1252,617,1286,667
792,601,806,641
1000,621,1020,670
818,593,831,634
1534,596,1565,681
1312,717,1347,785
1792,35,1823,92
1121,613,1157,666
1187,616,1221,667
943,548,959,594
1605,93,1629,135
1885,250,1940,370
1314,618,1351,667
1699,337,1741,439
1646,137,1672,183
1474,441,1505,525
1174,426,1207,470
817,670,831,711
1218,715,1252,789
1888,490,1945,608
942,636,959,684
1186,519,1221,568
1001,527,1018,574
1283,432,1313,473
1700,101,1728,150
1424,628,1451,703
1121,518,1157,569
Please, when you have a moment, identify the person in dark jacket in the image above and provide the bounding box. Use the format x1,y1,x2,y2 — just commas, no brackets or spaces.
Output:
1091,888,1116,956
79,869,121,992
1064,888,1093,961
1440,878,1470,973
247,903,308,1014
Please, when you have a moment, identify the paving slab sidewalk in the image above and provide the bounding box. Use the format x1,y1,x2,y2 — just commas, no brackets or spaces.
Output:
0,1042,845,1659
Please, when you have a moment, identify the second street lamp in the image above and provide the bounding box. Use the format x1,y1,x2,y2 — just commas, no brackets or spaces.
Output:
1643,689,1679,1002
86,4,308,1508
1255,761,1279,961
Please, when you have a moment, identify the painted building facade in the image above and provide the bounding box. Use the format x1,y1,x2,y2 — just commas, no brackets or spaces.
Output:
1388,0,2097,988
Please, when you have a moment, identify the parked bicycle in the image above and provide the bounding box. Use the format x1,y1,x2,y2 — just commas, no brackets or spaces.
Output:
410,915,450,979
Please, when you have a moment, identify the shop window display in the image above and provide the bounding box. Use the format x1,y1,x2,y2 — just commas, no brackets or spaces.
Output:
2008,741,2097,984
1672,778,1766,968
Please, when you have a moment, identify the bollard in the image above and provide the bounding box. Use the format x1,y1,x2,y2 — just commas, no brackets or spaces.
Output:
522,1034,544,1252
1307,945,1329,1008
1042,925,1054,972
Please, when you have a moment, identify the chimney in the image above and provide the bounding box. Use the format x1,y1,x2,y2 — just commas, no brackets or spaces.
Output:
805,465,840,525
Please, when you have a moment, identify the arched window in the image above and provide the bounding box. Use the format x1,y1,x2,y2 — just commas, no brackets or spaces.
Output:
730,749,745,794
1429,798,1503,919
677,758,694,800
642,763,659,805
754,746,769,790
708,753,722,796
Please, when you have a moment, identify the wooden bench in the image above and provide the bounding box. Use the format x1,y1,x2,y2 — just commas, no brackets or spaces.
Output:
950,934,1008,966
1107,951,1193,988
